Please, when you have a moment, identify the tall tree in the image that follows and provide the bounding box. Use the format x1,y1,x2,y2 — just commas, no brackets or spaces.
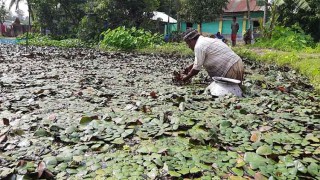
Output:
30,0,86,37
158,0,182,31
0,0,8,23
277,0,319,41
94,0,159,29
262,0,311,39
179,0,228,33
10,0,32,50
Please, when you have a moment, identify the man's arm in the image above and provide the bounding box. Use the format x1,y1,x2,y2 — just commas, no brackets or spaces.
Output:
182,69,200,82
183,64,194,74
182,42,205,82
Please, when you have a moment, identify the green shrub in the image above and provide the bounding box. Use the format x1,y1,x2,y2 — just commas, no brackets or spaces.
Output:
99,27,164,50
17,33,89,48
139,42,192,57
304,43,320,53
254,25,315,51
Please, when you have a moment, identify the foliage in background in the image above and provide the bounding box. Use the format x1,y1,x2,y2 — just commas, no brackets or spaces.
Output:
99,27,164,51
278,0,320,41
93,0,159,29
139,42,192,57
179,0,228,33
78,15,105,43
30,0,86,38
0,0,8,23
74,0,161,43
17,33,89,48
255,25,314,51
158,0,182,31
258,0,315,41
10,0,87,39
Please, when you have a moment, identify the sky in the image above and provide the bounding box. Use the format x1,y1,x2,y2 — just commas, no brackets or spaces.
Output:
4,0,28,17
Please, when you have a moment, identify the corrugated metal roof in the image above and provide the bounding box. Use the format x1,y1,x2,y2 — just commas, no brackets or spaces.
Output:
224,0,264,12
151,11,177,23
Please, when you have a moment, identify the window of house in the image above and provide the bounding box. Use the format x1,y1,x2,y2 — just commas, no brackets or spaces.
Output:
253,20,260,33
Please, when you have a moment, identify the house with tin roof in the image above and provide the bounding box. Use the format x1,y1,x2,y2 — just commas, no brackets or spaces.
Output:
166,0,265,40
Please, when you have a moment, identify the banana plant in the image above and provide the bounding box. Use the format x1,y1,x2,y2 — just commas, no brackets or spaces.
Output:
263,0,310,39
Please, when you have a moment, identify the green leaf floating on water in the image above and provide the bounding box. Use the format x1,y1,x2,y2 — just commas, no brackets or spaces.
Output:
178,168,189,175
307,162,319,176
256,145,273,155
43,156,58,167
80,116,98,125
79,117,91,126
305,133,319,142
231,167,244,176
294,160,307,173
244,152,267,170
34,128,49,137
0,167,14,178
190,166,201,173
229,176,247,180
168,171,181,177
279,155,294,167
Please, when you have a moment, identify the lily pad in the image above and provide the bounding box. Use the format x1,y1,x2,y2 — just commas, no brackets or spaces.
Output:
244,152,267,169
256,145,273,155
307,162,319,176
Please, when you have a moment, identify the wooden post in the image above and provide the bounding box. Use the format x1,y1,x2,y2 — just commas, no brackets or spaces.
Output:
246,0,253,44
242,15,247,35
219,17,223,34
26,0,31,52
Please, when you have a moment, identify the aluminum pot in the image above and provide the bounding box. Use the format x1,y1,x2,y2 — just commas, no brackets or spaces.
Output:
205,77,242,97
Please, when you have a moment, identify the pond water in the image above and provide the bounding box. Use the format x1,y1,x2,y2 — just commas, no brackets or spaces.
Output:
0,38,20,44
0,44,319,179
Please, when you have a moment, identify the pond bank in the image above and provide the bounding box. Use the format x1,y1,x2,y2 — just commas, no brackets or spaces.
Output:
233,47,320,93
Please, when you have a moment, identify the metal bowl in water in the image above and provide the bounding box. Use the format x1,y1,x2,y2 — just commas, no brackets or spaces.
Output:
205,77,242,97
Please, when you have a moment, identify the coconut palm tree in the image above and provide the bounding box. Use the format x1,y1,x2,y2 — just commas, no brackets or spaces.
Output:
9,0,32,50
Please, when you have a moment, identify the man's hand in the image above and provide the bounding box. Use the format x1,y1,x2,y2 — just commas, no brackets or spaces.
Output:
172,71,191,85
172,71,183,82
182,69,200,82
183,64,194,75
181,75,189,82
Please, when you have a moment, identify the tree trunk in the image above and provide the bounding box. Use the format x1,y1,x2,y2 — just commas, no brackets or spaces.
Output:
175,0,181,32
263,0,268,26
246,0,253,44
26,0,31,52
177,13,181,32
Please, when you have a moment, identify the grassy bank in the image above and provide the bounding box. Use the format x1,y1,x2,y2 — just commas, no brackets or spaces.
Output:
233,47,320,92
